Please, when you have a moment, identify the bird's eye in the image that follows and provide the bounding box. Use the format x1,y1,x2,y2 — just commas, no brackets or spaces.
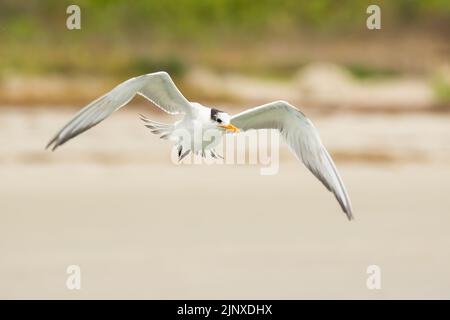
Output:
217,119,222,124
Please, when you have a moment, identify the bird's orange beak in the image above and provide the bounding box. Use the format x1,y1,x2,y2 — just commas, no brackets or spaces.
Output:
220,124,239,133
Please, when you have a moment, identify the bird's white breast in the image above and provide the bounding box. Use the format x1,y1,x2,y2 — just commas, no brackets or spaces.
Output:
172,102,224,153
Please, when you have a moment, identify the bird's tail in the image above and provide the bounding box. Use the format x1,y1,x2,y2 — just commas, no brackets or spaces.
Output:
139,114,173,140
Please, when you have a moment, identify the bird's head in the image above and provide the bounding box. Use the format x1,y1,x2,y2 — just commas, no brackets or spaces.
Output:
210,108,239,133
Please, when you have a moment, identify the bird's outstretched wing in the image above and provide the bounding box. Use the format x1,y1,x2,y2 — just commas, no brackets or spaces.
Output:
231,100,353,220
46,71,191,150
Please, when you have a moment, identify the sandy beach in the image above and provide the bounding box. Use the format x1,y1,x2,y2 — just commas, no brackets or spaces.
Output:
1,107,450,299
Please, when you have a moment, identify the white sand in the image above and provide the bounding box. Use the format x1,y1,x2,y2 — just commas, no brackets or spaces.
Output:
1,108,450,299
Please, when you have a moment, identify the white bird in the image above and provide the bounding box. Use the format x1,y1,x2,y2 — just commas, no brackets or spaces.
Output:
47,71,353,220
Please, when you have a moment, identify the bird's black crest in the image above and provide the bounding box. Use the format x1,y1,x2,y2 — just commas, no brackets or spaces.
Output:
210,108,224,121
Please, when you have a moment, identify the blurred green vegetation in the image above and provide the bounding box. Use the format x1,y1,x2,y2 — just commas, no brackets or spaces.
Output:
0,0,449,79
346,64,400,80
433,78,450,104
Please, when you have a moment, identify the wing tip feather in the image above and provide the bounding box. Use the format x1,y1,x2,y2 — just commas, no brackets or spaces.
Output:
344,205,354,221
45,136,59,151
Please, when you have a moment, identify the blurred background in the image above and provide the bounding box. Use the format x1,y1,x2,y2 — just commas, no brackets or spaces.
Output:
1,0,450,299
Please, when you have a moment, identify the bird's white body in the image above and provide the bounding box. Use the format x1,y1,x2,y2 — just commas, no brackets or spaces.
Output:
47,71,353,220
141,101,227,157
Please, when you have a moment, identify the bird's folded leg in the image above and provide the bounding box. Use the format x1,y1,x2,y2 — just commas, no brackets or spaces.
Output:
210,149,223,159
177,145,191,162
179,150,191,162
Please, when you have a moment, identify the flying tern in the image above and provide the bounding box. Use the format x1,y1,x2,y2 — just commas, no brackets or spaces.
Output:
46,71,353,220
